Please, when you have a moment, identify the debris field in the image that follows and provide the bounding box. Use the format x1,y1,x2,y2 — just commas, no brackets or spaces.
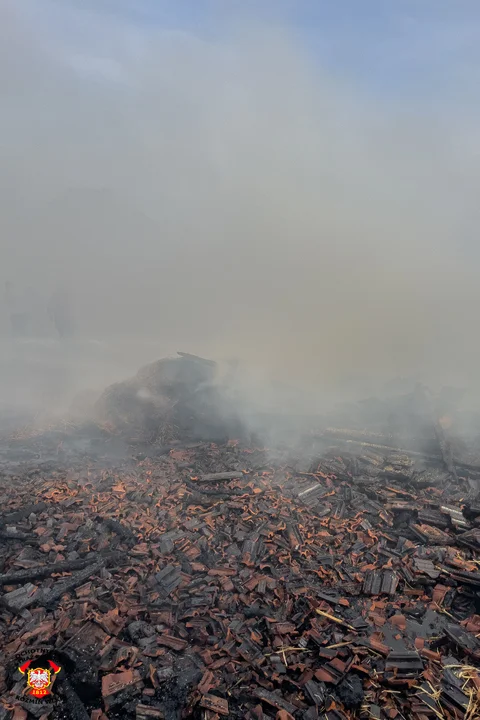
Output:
1,424,480,720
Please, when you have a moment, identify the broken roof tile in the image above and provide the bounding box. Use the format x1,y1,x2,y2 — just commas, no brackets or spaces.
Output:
2,413,480,719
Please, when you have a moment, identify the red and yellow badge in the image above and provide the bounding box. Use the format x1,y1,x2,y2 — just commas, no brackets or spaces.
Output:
18,659,61,698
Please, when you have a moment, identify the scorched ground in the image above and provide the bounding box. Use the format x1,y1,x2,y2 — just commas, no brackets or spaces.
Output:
0,409,480,719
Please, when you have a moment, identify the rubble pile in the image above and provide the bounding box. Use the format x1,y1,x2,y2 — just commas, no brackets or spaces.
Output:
1,427,480,719
94,353,242,445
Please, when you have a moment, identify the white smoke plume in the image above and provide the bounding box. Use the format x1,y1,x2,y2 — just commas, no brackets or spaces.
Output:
1,1,480,416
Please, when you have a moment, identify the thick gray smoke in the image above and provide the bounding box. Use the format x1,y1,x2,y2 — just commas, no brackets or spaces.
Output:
2,1,480,418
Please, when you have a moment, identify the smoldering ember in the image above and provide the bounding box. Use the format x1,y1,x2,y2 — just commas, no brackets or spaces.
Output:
1,353,480,720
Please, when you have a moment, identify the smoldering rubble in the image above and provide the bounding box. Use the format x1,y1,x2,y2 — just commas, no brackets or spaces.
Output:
0,354,480,719
94,352,245,447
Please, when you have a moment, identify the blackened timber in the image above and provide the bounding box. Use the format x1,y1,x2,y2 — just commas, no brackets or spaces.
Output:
315,590,341,605
37,560,105,608
2,582,39,612
455,528,480,551
184,478,243,497
321,430,480,475
298,484,327,501
96,516,138,541
444,569,480,588
0,530,38,543
196,472,244,483
323,427,396,443
0,502,47,526
318,435,442,461
0,557,97,586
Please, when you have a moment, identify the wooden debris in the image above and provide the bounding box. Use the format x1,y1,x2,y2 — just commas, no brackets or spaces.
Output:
195,472,244,483
1,401,480,719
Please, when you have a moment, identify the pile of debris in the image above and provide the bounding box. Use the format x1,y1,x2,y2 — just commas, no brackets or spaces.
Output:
1,422,480,719
94,353,243,446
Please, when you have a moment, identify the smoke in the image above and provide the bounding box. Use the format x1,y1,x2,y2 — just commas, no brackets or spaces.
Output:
2,1,480,416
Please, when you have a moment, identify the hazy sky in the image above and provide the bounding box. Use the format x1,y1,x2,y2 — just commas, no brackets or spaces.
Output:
2,0,480,397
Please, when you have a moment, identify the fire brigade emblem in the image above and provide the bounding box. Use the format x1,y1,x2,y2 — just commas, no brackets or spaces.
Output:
18,659,61,698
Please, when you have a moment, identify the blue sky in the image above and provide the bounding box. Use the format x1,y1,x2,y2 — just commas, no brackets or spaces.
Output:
33,0,480,106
